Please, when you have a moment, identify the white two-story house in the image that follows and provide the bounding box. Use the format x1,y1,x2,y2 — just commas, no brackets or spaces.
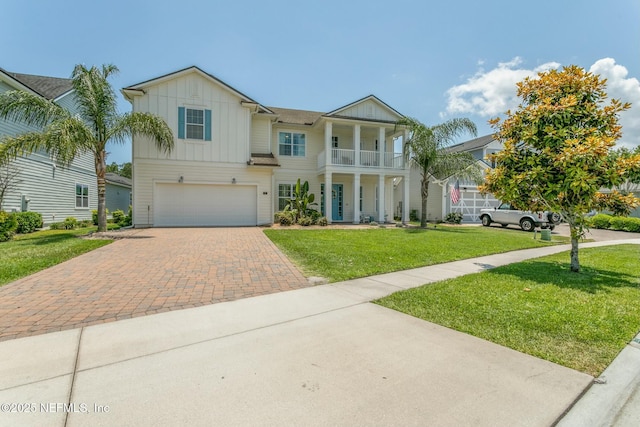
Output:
122,66,411,227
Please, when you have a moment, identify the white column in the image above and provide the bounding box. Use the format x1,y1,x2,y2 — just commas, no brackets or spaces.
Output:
353,173,360,224
379,127,386,167
325,173,332,224
353,124,360,166
403,129,410,169
441,179,449,221
378,174,385,223
325,121,332,166
403,173,410,224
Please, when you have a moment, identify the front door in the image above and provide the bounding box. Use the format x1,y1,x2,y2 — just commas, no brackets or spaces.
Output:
332,184,343,221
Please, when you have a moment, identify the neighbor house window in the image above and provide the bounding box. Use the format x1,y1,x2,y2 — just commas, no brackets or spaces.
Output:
76,183,89,208
177,107,212,141
279,132,306,157
278,183,294,210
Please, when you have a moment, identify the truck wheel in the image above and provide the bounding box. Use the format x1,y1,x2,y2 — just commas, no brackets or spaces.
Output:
520,218,535,232
481,215,491,227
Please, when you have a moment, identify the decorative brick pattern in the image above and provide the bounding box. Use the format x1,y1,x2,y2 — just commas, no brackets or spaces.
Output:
0,228,309,341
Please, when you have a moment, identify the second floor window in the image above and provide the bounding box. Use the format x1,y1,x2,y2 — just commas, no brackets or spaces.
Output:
279,132,305,157
178,106,212,141
186,108,204,139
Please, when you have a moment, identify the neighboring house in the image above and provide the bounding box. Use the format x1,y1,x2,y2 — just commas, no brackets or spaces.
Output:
0,68,97,224
105,173,132,213
396,134,501,223
122,66,411,227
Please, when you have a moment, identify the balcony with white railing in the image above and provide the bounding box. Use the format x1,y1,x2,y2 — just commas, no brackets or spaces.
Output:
318,149,404,170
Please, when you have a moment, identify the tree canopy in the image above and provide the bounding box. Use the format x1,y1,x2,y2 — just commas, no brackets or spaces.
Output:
481,65,640,272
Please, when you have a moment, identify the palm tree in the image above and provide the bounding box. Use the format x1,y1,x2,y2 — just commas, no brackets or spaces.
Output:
0,64,173,232
399,117,480,228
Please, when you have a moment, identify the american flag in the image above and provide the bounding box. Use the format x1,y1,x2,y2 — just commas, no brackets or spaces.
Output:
450,180,461,204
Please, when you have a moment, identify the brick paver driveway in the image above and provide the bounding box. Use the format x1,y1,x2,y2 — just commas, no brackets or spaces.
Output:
0,228,309,341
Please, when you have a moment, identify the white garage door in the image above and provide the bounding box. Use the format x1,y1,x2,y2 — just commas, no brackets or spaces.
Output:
155,183,257,226
449,188,499,223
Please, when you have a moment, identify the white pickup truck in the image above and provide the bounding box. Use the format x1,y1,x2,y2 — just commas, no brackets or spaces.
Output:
480,203,562,232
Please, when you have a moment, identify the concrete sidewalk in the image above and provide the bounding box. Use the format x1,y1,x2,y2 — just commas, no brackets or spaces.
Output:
0,239,638,426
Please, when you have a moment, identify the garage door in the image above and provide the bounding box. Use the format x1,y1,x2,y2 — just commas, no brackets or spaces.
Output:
449,188,499,223
155,183,257,226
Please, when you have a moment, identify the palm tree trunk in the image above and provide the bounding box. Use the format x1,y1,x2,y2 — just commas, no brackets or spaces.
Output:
95,150,107,232
420,176,429,228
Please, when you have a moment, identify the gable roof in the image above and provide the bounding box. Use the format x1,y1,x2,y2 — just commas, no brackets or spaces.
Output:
122,66,273,114
448,134,496,153
0,68,73,100
325,94,404,122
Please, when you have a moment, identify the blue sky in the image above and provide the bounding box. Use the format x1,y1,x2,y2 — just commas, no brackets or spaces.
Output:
3,0,639,164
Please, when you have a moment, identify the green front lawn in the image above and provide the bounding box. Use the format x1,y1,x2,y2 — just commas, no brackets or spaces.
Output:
0,227,113,286
264,225,566,282
376,245,640,376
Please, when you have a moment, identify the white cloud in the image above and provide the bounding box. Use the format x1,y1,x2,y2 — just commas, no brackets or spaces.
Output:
443,57,640,148
443,57,560,117
589,58,640,148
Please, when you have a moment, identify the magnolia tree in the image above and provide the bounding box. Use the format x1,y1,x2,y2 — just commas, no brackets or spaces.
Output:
482,65,640,272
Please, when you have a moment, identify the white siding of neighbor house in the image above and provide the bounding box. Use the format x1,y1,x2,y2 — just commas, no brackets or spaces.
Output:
250,116,271,154
335,99,398,122
0,82,97,223
133,159,272,227
132,73,251,164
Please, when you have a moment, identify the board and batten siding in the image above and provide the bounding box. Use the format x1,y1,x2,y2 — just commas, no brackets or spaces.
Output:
133,159,273,227
0,83,97,222
250,116,271,154
132,73,251,164
336,99,398,122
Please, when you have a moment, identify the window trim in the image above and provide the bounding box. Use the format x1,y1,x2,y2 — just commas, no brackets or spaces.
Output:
178,106,212,141
278,131,307,158
75,183,89,209
277,182,296,211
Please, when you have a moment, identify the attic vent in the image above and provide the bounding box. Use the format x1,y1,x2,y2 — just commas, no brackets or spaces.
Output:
366,105,374,118
189,79,200,98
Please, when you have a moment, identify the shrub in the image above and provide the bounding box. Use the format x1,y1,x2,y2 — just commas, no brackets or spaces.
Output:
298,216,313,226
444,212,463,224
279,212,293,226
92,208,109,225
591,214,612,229
112,209,126,225
317,216,328,226
63,217,78,230
48,222,63,230
608,216,626,231
623,217,640,232
78,219,93,228
14,211,43,234
409,210,419,221
0,211,18,242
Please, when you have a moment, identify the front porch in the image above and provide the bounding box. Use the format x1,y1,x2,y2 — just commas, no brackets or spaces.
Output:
320,172,410,224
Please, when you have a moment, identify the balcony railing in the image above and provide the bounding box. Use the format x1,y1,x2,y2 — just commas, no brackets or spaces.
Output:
318,149,404,169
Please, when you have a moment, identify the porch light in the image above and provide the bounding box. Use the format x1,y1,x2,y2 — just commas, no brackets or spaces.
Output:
179,176,184,183
232,177,236,184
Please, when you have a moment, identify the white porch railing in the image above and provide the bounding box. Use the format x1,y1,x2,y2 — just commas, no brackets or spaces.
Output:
317,149,404,169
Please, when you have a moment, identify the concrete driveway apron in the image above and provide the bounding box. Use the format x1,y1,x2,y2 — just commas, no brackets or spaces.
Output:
0,228,309,341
